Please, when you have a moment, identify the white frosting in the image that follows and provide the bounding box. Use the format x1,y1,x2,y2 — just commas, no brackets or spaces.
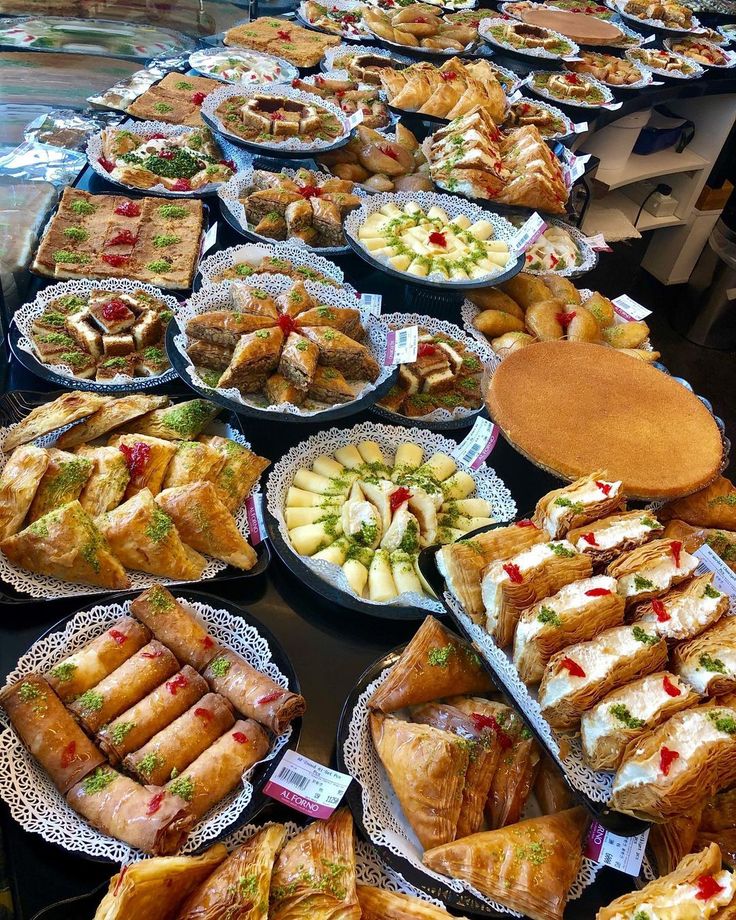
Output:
607,869,736,919
617,549,698,598
515,575,618,648
638,589,723,640
575,516,658,554
341,499,382,548
679,647,736,694
545,479,621,535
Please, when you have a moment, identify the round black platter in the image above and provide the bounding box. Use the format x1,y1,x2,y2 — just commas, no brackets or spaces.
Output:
200,109,353,159
369,400,488,430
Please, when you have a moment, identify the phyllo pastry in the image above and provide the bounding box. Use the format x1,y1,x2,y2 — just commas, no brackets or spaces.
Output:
648,809,704,876
423,807,589,920
176,825,286,920
161,440,225,490
96,489,207,581
607,538,699,606
699,790,736,864
368,616,492,713
92,845,227,920
55,393,170,450
298,306,363,339
108,434,177,499
269,808,360,920
186,310,274,348
277,281,316,318
631,572,728,642
481,540,593,647
436,521,546,622
580,671,698,771
279,332,319,393
534,756,574,816
659,475,736,531
75,446,131,517
568,510,663,566
197,435,270,513
596,844,736,920
4,391,108,451
673,616,736,696
218,327,284,393
533,473,625,539
122,399,221,442
356,885,469,919
0,674,105,795
230,284,279,320
611,704,736,821
156,481,257,571
371,712,467,850
300,326,380,381
0,444,49,541
131,586,221,672
0,500,129,589
265,373,306,407
538,624,668,731
27,449,94,523
308,366,355,404
513,575,624,684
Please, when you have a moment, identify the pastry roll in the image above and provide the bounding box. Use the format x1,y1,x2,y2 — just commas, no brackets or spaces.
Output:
107,434,177,499
67,767,193,856
176,825,286,920
156,481,257,571
370,712,468,850
92,845,227,920
203,648,306,734
4,391,107,451
122,399,221,441
27,449,94,522
648,808,704,876
423,808,588,920
269,808,360,920
673,616,736,696
533,474,625,539
436,521,546,622
596,844,736,919
539,625,668,732
0,444,49,541
75,446,131,517
164,719,269,823
482,540,592,648
631,572,728,642
607,538,698,606
580,671,698,771
659,475,736,530
96,489,207,581
356,885,468,919
368,616,492,713
0,674,105,794
46,616,151,702
611,704,736,821
534,756,574,816
568,510,663,566
69,640,179,734
513,575,624,684
98,666,208,764
131,586,220,672
54,394,171,450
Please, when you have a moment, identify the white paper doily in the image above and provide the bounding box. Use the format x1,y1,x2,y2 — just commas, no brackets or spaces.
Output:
342,662,600,912
479,16,580,58
266,421,517,612
0,599,292,863
0,418,260,599
528,70,614,107
298,0,371,40
13,278,180,390
513,218,597,277
197,242,350,290
174,277,391,417
370,312,493,424
322,42,414,74
86,121,251,197
625,47,704,78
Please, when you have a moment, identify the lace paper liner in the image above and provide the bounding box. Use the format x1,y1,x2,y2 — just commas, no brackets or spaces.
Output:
479,17,580,58
13,278,179,391
298,0,372,40
188,48,299,86
322,42,414,73
173,277,391,417
663,37,736,67
368,26,475,57
0,599,292,863
218,165,368,255
200,84,352,154
300,70,398,129
510,217,597,277
508,96,575,138
85,121,251,198
197,242,349,290
0,419,259,599
343,191,518,284
719,24,736,43
566,57,654,90
369,312,493,424
342,663,600,911
528,71,615,107
609,0,701,32
626,47,704,78
266,421,517,610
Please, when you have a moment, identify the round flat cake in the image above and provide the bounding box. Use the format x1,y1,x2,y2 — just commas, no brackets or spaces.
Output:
486,342,724,500
519,8,625,43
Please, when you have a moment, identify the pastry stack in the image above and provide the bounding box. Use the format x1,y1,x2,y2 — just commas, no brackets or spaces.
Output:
224,17,341,67
362,4,477,52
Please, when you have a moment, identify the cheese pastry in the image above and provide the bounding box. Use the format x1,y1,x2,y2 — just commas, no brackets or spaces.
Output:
673,616,736,697
607,538,699,606
631,572,728,642
107,434,177,499
568,510,663,566
75,446,130,517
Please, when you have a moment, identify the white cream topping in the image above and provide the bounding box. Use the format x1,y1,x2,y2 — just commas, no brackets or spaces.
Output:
617,550,698,598
515,575,617,647
679,647,736,694
575,516,658,554
638,589,722,640
341,499,382,548
545,479,621,535
608,869,736,919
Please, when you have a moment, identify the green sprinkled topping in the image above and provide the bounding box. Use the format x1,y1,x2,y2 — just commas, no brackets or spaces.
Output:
175,80,194,90
142,347,165,362
709,711,736,734
633,575,654,591
153,102,174,114
49,662,77,683
398,519,420,554
296,340,309,352
53,250,90,265
152,234,181,248
158,204,189,219
37,332,74,346
428,644,455,668
704,584,721,599
101,357,128,369
255,330,270,339
18,682,42,703
109,721,135,745
169,775,195,801
161,400,214,437
234,264,254,277
548,542,576,558
77,689,104,713
355,521,377,547
40,311,68,328
553,497,585,514
700,653,727,674
640,516,659,529
59,351,92,369
209,655,231,678
70,199,96,215
610,703,645,729
145,507,173,544
514,840,549,867
537,606,561,626
82,767,116,795
632,626,659,646
633,912,651,920
28,519,49,538
63,226,89,242
147,258,173,273
145,585,174,613
709,494,736,507
136,752,163,778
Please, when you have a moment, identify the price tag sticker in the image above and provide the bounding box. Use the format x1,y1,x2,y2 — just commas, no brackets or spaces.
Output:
200,221,218,256
602,100,623,110
264,750,352,819
612,294,652,321
359,292,382,316
651,80,665,85
564,152,591,185
347,109,364,128
245,493,266,545
508,89,523,103
584,822,649,876
585,232,612,253
573,120,589,133
511,212,548,255
643,33,656,43
694,544,736,598
562,55,584,62
384,325,418,365
453,417,499,470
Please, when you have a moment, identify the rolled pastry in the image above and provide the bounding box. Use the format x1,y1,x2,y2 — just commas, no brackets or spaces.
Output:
607,538,698,607
568,509,663,566
631,572,728,642
533,473,625,539
673,615,736,696
131,586,221,672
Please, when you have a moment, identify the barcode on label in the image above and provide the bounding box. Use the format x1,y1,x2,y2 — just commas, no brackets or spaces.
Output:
276,767,310,790
263,749,353,819
573,120,588,133
695,544,736,598
385,325,418,365
359,292,382,316
612,294,652,321
453,418,498,470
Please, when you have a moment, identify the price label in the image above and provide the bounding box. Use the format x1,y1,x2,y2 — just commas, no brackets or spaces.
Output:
585,232,612,253
573,120,589,133
564,152,591,185
359,292,382,316
584,822,649,876
612,294,652,321
651,80,665,85
245,493,266,545
384,325,418,365
511,212,547,255
602,100,623,110
642,33,656,43
508,89,523,103
200,221,218,256
453,417,499,470
694,544,736,599
347,109,364,128
264,750,352,819
562,55,584,62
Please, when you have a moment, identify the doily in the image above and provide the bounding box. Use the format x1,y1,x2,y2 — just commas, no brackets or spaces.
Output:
479,16,580,58
188,47,299,86
12,278,179,391
0,418,260,599
0,598,293,863
505,217,597,277
528,71,614,107
322,42,414,73
173,277,392,417
266,421,517,611
626,47,704,78
197,242,350,290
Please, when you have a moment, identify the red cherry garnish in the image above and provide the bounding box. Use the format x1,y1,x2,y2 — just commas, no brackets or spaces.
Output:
503,562,523,584
662,675,681,697
146,791,165,815
60,741,77,768
659,745,679,776
560,656,585,677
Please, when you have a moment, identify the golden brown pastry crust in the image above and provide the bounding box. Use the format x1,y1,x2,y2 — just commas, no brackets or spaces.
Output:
356,885,467,919
0,444,49,541
660,476,736,530
4,392,108,451
55,394,171,450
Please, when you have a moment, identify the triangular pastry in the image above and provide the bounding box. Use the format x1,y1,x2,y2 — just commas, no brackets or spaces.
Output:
55,394,170,449
5,391,108,451
27,448,93,523
75,446,131,517
107,434,177,499
0,444,49,541
659,476,736,530
161,440,225,490
356,885,469,919
197,435,270,512
120,399,221,441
